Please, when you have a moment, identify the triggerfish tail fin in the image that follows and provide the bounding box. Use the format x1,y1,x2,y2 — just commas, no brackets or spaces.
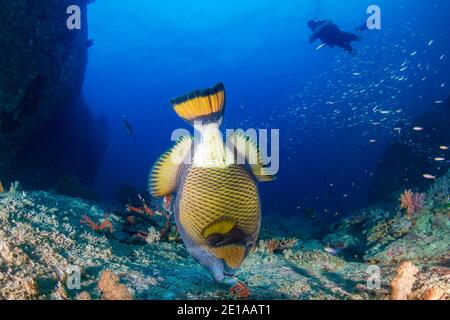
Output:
149,136,193,197
170,83,226,125
228,132,276,182
209,245,247,270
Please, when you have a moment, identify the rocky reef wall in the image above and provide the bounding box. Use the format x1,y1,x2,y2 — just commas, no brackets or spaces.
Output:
369,96,450,203
0,1,106,195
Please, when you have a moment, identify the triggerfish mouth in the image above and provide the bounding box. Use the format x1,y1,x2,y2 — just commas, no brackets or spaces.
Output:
149,83,274,297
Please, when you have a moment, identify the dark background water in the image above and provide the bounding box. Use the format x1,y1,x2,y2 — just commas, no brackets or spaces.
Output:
83,0,450,222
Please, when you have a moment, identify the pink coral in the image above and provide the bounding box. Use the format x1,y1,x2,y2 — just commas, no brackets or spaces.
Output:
400,190,425,218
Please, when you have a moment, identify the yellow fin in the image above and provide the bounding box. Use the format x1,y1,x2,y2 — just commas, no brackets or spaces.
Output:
228,132,275,182
149,136,193,197
202,216,236,239
171,83,226,124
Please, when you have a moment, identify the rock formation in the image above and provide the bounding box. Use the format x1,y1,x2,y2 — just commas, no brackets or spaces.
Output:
0,1,107,196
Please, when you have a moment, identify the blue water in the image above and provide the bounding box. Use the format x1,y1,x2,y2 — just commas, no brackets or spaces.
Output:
83,0,450,222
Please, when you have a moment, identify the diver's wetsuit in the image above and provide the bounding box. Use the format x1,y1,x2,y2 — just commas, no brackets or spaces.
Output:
308,20,360,53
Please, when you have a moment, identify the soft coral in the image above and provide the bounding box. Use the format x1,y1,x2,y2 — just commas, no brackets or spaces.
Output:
400,190,425,219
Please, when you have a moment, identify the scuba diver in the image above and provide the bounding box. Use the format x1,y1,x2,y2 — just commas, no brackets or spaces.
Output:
308,19,360,53
355,21,369,32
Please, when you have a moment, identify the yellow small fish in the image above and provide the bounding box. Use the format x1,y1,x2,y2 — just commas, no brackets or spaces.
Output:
434,158,445,162
440,146,449,150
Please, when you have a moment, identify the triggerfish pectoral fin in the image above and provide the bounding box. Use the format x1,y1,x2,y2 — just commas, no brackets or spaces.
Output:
148,136,193,197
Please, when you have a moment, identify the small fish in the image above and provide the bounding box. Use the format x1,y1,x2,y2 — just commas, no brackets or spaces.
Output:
428,40,434,46
324,247,340,255
280,267,293,271
434,158,445,162
316,44,325,50
440,146,449,150
434,101,443,104
369,139,377,144
122,117,135,137
413,127,424,131
353,72,361,76
410,51,417,56
422,174,436,180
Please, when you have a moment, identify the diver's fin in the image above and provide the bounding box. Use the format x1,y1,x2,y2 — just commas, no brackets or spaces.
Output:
203,216,236,240
149,136,193,197
227,132,275,182
170,83,226,125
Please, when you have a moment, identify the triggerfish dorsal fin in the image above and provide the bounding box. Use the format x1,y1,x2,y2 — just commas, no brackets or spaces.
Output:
227,132,276,182
170,83,226,125
149,136,193,197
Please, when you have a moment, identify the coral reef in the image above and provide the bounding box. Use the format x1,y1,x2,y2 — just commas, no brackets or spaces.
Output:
368,97,450,203
263,238,299,254
0,171,448,300
390,261,419,300
400,190,425,219
98,270,133,300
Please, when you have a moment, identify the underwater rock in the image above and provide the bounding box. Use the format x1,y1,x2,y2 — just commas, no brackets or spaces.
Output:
325,169,450,267
0,184,448,300
8,95,108,196
115,184,142,207
369,97,450,203
389,217,413,238
55,174,100,202
0,1,106,192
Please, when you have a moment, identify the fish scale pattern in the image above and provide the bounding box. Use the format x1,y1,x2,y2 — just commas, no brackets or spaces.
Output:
179,165,260,248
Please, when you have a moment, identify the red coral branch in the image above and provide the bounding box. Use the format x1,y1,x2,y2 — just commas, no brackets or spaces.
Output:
80,215,113,233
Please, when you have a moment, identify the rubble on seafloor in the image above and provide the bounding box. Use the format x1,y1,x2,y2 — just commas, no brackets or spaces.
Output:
0,171,449,300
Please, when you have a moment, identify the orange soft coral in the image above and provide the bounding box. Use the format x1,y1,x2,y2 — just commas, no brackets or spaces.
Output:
400,190,425,218
80,215,113,233
98,270,133,300
391,261,419,300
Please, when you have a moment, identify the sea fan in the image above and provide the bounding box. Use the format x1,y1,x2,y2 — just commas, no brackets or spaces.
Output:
400,190,425,218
